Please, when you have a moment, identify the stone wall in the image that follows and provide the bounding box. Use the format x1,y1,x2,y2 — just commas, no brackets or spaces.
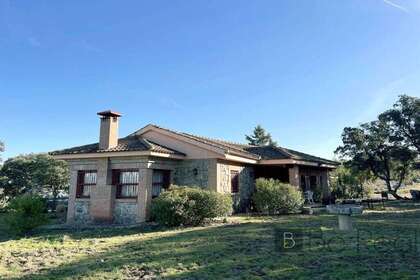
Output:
74,201,91,224
237,166,255,210
219,163,230,193
173,159,216,189
217,162,255,212
113,202,138,224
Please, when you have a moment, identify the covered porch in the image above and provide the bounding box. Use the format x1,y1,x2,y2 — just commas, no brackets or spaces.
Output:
254,164,332,204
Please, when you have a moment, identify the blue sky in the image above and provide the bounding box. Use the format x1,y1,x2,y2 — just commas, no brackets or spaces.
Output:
1,0,420,160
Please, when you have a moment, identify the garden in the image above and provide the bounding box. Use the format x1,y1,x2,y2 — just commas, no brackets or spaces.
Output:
0,200,420,279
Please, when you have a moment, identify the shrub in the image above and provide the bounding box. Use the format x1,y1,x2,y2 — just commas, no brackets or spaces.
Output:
252,178,304,214
151,186,232,226
55,203,67,221
4,194,48,235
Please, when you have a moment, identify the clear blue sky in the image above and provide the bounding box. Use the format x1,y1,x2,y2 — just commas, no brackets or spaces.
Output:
1,0,420,160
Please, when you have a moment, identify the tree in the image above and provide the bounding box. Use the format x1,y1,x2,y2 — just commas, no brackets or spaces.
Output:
0,154,38,198
335,120,417,199
330,165,373,199
246,125,278,146
379,95,420,152
0,154,69,208
0,141,4,163
33,154,69,209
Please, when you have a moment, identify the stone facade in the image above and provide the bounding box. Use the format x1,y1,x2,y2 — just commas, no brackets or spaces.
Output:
173,159,217,190
113,202,138,224
217,161,255,212
235,166,255,212
67,157,151,225
67,156,331,226
218,163,230,193
74,201,91,224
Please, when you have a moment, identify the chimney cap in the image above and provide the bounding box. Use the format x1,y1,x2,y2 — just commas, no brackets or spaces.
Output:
97,110,122,118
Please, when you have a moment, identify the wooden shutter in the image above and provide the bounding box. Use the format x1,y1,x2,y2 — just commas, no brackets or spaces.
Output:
112,169,121,198
230,171,239,193
163,170,171,189
76,171,85,198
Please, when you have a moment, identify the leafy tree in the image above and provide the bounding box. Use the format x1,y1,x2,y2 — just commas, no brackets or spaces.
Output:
335,120,417,199
33,154,69,209
330,165,373,199
0,154,69,207
246,125,278,146
0,141,4,163
0,154,38,198
379,95,420,152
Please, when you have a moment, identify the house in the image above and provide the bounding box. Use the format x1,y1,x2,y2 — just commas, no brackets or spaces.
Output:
51,110,339,225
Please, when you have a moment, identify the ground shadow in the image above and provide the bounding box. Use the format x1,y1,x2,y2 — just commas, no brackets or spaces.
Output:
7,209,420,279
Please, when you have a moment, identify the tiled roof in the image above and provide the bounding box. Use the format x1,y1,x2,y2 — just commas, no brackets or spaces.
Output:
245,145,338,165
50,136,186,156
179,133,260,159
244,146,290,160
144,125,338,165
52,124,338,166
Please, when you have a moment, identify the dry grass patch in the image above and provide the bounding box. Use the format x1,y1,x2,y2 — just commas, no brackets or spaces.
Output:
0,201,419,279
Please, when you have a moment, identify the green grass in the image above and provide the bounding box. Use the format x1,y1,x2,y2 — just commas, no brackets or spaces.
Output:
1,201,420,279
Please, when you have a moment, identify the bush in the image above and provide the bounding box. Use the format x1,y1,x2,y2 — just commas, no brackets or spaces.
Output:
4,194,48,235
252,178,304,214
151,186,232,226
55,203,67,221
330,165,373,199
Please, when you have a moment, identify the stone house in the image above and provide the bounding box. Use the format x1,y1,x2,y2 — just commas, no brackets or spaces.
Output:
51,111,338,225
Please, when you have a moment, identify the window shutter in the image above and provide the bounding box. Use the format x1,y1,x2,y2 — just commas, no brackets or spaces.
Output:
76,171,85,198
112,169,120,185
163,170,171,189
230,171,239,193
112,169,121,198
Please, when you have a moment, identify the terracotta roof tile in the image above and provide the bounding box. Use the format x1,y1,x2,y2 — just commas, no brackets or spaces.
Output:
50,135,185,156
51,123,338,165
146,125,338,165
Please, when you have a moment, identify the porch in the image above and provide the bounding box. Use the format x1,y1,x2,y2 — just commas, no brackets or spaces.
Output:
254,164,332,204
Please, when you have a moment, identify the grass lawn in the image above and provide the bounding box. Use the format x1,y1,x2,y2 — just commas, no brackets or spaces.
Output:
1,201,420,279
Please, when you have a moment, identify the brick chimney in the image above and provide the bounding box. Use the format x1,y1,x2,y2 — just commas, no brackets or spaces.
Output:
97,110,122,150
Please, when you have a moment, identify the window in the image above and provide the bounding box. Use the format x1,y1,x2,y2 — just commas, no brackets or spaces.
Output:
76,171,96,198
113,169,139,198
152,170,170,198
230,170,239,193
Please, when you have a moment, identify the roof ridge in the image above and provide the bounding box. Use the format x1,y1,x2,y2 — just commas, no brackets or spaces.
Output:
138,137,153,149
184,133,253,147
270,145,296,158
140,124,259,159
179,132,260,159
283,147,338,164
181,132,251,148
130,123,337,164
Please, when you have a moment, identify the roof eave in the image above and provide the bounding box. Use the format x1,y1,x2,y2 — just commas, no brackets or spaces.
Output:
258,159,338,168
51,151,186,160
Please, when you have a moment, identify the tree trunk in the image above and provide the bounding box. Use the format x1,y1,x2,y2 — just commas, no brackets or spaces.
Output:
388,190,406,200
385,180,407,200
52,189,58,211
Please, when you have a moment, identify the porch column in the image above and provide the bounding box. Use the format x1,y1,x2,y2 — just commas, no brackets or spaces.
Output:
321,170,331,198
137,168,153,222
288,165,300,187
90,158,115,223
66,168,78,224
